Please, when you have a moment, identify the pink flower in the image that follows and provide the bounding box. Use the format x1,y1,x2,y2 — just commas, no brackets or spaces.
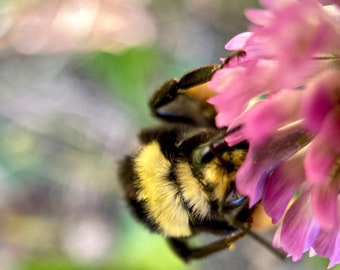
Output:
312,227,340,268
235,122,311,207
209,0,340,266
262,147,307,223
210,0,340,130
244,69,340,267
273,183,340,267
273,185,320,262
209,59,277,128
302,70,340,230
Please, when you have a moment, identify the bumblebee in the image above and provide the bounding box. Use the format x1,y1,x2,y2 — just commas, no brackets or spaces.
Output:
119,51,284,262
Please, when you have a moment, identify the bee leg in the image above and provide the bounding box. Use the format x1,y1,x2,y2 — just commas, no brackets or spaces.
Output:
177,50,246,90
149,76,217,126
167,230,246,262
149,64,220,113
149,50,245,125
167,238,193,262
176,65,222,90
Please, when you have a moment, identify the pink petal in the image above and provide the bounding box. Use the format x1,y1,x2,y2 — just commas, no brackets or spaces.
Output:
247,1,340,90
301,72,337,134
259,0,296,10
329,232,340,268
262,149,306,223
209,66,240,94
319,107,340,151
236,122,311,207
272,221,283,249
314,231,336,257
277,187,320,261
236,149,272,206
311,185,339,230
305,136,336,185
209,66,255,127
243,89,301,145
312,228,339,267
225,32,252,50
209,58,278,129
245,9,273,26
224,115,247,146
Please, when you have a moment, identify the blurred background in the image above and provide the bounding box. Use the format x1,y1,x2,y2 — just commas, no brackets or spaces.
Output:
0,0,335,269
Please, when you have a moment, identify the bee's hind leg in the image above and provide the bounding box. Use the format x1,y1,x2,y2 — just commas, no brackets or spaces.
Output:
167,230,246,263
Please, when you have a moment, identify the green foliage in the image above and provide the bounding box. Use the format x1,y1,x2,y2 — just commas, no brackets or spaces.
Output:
307,255,340,270
112,210,197,270
79,46,185,122
21,257,97,270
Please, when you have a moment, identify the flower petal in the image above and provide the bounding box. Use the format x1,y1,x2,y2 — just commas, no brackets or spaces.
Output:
277,187,320,261
311,185,339,230
225,32,252,50
319,107,340,151
209,58,278,128
301,70,338,134
329,232,340,268
243,89,302,145
236,148,271,206
305,136,336,185
209,67,250,127
312,228,339,268
236,122,311,207
245,9,273,27
262,149,306,223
